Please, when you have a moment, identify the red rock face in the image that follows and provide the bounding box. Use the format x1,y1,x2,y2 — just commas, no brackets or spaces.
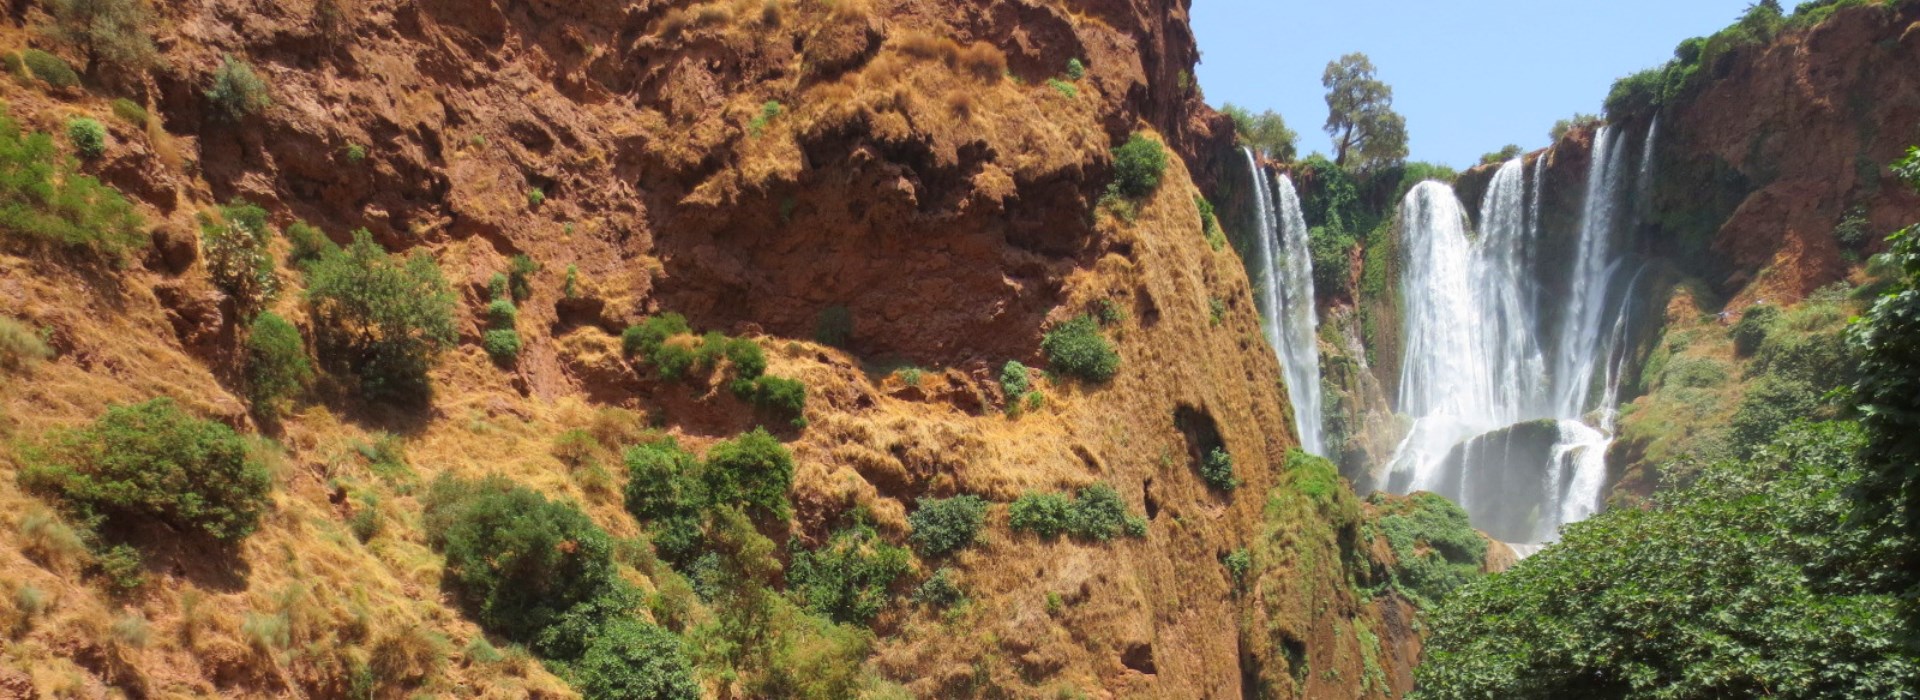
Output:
1661,3,1920,303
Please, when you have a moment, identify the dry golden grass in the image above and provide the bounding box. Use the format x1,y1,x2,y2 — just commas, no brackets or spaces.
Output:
897,31,960,67
957,42,1007,83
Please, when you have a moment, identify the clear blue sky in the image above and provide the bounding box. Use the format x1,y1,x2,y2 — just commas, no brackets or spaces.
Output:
1192,0,1756,168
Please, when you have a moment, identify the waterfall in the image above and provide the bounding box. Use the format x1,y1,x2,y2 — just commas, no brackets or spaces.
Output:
1244,149,1326,456
1382,121,1655,544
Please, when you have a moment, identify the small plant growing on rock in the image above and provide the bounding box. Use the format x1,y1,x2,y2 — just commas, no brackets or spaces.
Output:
66,118,105,160
526,187,545,208
206,55,272,119
1043,315,1120,382
1110,133,1168,199
1000,361,1031,402
1046,78,1078,99
1224,548,1251,591
1201,447,1238,491
200,199,279,314
914,568,965,608
1066,58,1085,80
748,100,783,136
346,143,366,163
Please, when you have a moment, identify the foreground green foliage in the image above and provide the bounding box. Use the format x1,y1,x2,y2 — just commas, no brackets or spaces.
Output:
19,398,272,542
305,231,457,402
1851,145,1920,614
0,111,143,257
571,619,700,700
1414,423,1918,698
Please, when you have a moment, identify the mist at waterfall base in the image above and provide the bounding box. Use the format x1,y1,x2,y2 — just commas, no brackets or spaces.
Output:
1384,124,1653,545
1245,148,1327,457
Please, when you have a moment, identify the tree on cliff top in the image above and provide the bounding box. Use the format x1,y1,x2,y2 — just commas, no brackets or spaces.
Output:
1322,53,1408,172
1222,103,1298,162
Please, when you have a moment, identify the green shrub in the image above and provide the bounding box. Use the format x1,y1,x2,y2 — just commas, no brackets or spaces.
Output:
907,495,988,557
526,188,545,207
97,543,144,593
345,143,366,163
570,618,701,700
702,428,793,523
1373,491,1485,607
913,568,965,608
246,312,313,417
66,118,105,160
787,523,912,625
1728,378,1826,457
1223,548,1251,590
508,255,537,301
749,375,807,427
0,52,22,79
814,305,853,347
1042,315,1119,382
1000,360,1030,401
1065,58,1085,80
22,49,78,87
201,200,279,312
0,316,52,372
1109,133,1168,199
483,329,522,363
1065,483,1132,541
1009,491,1072,538
206,55,272,119
1309,227,1357,299
485,299,518,328
1479,145,1524,166
1732,304,1781,356
1200,447,1238,491
0,112,144,256
1046,78,1078,99
305,230,458,402
652,342,695,380
1196,195,1225,249
1549,113,1601,142
109,98,148,127
45,0,155,73
725,338,767,384
18,398,273,542
622,313,691,359
622,439,708,566
423,475,617,643
283,221,335,265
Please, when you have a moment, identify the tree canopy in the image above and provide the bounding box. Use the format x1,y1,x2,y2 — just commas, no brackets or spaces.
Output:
1222,103,1298,161
1322,53,1408,171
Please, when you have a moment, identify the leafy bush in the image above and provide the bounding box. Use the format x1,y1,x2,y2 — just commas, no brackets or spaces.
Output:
508,254,537,301
246,312,313,417
1220,103,1299,161
0,111,144,256
1479,145,1524,166
622,439,707,566
283,221,335,265
483,329,523,363
423,476,617,643
1009,491,1072,538
1549,113,1601,142
999,360,1030,400
1414,422,1914,698
907,495,988,557
1200,447,1238,491
45,0,155,73
1011,484,1143,542
0,315,52,372
1065,58,1085,80
1042,315,1119,382
724,338,767,385
201,200,279,312
1373,492,1485,607
914,568,965,608
22,49,78,87
1732,304,1781,356
1046,78,1078,99
206,55,272,119
1308,227,1356,299
622,313,690,360
748,375,807,427
702,428,793,523
1223,548,1251,590
787,524,912,625
305,230,458,402
66,118,105,160
1729,378,1827,458
571,618,701,700
18,398,272,541
1109,133,1168,199
108,98,147,127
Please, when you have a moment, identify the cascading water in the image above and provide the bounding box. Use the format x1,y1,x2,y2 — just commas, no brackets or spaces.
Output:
1244,149,1326,455
1381,123,1655,544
